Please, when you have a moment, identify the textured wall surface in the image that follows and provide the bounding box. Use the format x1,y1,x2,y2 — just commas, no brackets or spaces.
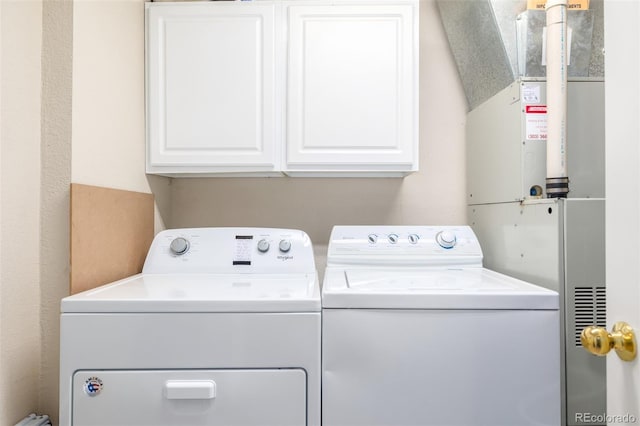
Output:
40,1,73,422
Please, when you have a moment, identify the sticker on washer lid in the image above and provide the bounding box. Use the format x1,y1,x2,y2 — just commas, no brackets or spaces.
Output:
84,377,103,397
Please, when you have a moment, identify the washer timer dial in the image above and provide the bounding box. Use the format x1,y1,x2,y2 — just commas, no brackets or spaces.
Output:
435,231,457,249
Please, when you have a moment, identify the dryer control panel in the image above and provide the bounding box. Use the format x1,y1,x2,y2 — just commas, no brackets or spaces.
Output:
327,226,483,267
143,228,316,274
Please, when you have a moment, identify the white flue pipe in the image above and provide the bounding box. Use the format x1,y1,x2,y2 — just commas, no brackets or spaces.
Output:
545,0,569,197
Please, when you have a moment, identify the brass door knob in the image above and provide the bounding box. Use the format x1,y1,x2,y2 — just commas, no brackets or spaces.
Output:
580,321,637,361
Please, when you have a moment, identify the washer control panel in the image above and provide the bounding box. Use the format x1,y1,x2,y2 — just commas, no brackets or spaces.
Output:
143,228,315,274
327,226,483,267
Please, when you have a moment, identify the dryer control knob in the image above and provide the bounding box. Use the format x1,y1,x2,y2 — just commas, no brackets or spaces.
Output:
170,237,190,255
257,239,270,253
367,234,378,244
408,234,420,244
436,231,457,249
388,234,399,244
279,239,292,253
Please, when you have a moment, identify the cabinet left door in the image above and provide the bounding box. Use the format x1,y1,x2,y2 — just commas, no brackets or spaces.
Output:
146,3,280,176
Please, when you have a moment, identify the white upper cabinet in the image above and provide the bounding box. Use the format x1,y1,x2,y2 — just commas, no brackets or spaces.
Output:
284,1,418,176
146,2,278,176
146,0,418,177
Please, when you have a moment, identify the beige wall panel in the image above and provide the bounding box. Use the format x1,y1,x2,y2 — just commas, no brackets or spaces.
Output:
70,184,154,295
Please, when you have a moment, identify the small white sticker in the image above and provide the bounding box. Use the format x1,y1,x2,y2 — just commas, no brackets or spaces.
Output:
522,85,541,104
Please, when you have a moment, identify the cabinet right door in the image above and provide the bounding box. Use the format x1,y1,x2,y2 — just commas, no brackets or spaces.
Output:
284,1,418,176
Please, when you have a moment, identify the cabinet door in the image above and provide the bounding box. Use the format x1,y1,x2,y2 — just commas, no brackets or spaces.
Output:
285,1,418,176
146,3,279,176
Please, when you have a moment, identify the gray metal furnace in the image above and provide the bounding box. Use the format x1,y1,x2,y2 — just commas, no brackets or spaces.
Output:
465,80,605,426
437,1,606,424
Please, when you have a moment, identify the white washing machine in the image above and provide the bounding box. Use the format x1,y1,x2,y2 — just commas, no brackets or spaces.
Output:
322,226,561,426
60,227,320,426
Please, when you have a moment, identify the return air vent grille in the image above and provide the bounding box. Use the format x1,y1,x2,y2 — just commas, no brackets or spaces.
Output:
574,286,606,346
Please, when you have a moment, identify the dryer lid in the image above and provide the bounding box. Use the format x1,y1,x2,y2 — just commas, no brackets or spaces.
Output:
62,273,320,313
321,268,558,310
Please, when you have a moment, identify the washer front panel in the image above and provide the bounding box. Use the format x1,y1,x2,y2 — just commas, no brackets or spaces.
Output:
322,308,561,426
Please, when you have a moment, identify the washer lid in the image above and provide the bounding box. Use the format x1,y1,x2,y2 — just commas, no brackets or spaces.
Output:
62,273,320,313
322,268,558,310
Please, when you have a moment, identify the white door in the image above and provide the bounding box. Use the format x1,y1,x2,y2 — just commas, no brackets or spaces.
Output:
284,0,418,175
604,0,640,424
146,3,278,175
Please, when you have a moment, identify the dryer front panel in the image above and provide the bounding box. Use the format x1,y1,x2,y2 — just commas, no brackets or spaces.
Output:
72,369,306,426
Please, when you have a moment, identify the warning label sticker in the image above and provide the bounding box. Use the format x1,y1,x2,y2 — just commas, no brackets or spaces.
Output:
525,105,547,141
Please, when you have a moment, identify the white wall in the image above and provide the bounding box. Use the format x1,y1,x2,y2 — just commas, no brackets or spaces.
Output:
169,0,468,245
0,1,43,424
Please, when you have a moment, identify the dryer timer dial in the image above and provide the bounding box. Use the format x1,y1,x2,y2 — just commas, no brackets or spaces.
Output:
170,237,190,255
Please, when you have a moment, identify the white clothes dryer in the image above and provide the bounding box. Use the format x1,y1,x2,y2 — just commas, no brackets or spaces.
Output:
322,226,561,426
60,227,320,426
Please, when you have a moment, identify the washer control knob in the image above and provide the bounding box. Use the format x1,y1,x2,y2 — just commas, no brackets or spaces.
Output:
170,237,190,255
388,234,399,244
436,231,457,249
367,234,378,244
408,234,420,244
279,239,292,253
257,239,270,253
